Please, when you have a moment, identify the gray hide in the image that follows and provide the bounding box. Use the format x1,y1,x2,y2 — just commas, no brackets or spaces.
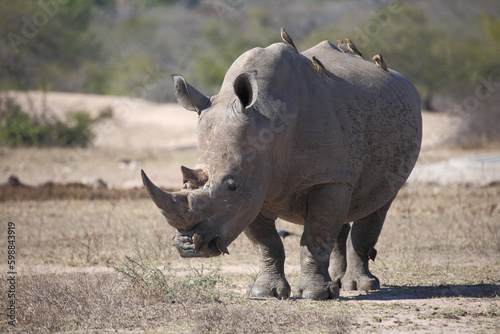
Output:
142,40,422,300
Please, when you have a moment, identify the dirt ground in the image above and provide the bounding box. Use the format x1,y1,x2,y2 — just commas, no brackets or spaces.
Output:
0,91,499,333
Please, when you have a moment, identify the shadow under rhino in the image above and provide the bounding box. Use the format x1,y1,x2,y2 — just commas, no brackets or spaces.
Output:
344,284,500,301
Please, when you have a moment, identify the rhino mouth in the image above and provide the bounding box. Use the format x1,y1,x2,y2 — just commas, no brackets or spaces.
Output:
173,226,229,258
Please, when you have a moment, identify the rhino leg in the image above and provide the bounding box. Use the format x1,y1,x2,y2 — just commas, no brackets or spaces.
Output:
329,223,350,287
293,183,351,300
342,199,393,292
244,213,291,299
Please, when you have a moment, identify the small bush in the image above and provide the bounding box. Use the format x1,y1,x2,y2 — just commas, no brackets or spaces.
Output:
0,97,40,147
0,96,98,148
111,250,229,304
95,106,114,120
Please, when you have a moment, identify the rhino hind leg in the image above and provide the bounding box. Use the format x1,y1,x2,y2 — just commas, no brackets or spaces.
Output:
244,214,291,299
342,199,394,292
329,223,351,287
293,183,352,300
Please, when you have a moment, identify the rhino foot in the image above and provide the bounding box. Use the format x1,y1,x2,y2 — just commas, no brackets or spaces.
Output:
330,272,345,289
248,274,291,299
292,280,339,300
341,273,380,292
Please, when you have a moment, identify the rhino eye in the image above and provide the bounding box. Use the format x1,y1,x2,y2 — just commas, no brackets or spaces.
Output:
227,179,238,191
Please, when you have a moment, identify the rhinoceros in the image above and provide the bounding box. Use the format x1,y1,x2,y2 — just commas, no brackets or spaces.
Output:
141,39,422,300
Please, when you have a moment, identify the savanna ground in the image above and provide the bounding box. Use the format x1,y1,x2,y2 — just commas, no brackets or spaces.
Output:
0,92,499,333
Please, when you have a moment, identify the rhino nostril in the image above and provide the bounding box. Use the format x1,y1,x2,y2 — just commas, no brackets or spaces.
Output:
207,238,219,255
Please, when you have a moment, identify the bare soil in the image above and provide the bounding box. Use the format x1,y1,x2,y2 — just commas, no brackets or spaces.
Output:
0,92,499,333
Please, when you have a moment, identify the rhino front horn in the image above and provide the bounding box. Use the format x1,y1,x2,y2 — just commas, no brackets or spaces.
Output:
141,169,189,230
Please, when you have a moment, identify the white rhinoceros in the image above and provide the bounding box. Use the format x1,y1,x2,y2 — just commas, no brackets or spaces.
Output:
141,39,422,300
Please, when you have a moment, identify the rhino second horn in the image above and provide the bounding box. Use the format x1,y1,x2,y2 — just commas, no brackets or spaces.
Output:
181,166,209,189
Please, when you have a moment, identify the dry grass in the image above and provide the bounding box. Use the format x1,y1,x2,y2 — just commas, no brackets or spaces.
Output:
0,183,499,333
0,267,351,333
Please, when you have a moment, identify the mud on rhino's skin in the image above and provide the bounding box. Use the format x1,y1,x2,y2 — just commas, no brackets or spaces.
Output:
142,38,422,300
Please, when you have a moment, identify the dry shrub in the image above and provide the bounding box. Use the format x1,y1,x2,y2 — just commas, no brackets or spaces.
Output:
1,251,233,333
1,268,224,333
111,250,230,304
1,272,175,332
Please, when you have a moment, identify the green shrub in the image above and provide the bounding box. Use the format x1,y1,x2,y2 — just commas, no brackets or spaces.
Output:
0,98,39,146
0,96,97,148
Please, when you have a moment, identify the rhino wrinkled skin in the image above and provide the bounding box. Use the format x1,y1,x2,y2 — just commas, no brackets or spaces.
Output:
142,40,422,300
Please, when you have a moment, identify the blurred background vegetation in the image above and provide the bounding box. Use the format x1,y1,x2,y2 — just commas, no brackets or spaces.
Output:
1,0,499,147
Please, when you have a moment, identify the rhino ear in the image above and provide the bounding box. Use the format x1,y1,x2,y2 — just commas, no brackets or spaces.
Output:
234,71,258,111
172,74,210,114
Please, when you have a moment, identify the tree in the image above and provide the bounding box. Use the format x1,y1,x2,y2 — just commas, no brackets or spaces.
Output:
0,0,105,92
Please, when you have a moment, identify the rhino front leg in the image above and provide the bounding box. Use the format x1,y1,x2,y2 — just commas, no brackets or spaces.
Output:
342,199,393,292
293,183,351,300
244,213,291,299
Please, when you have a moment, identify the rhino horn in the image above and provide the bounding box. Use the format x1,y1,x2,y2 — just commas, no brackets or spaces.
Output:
172,74,210,114
181,166,209,189
141,170,190,229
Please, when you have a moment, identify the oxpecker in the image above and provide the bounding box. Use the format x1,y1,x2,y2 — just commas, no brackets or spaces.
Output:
336,39,352,54
345,38,365,60
280,27,298,53
373,54,391,75
311,56,329,77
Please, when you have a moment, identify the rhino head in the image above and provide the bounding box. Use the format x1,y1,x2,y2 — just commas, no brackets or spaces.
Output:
142,71,270,257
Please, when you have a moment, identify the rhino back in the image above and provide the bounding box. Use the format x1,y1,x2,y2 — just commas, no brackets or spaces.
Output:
307,42,421,219
220,42,422,222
